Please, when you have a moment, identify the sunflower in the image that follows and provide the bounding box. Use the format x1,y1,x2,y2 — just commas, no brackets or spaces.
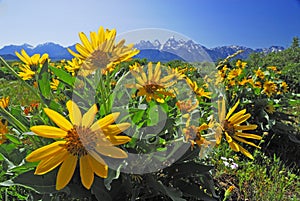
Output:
227,68,242,80
26,101,131,190
126,62,176,103
262,80,277,97
0,96,9,108
254,68,265,79
216,98,262,159
15,49,49,67
15,49,49,80
67,26,139,76
186,77,212,99
176,99,199,118
65,58,83,76
50,78,60,90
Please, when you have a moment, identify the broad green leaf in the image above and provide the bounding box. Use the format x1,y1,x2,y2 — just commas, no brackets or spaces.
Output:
38,61,51,99
49,65,75,86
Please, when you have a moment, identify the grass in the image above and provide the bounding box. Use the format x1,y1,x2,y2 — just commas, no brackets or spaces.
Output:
210,142,300,201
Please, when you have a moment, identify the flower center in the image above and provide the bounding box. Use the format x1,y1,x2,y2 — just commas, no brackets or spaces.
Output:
223,120,235,136
144,83,164,94
83,49,111,71
64,125,98,157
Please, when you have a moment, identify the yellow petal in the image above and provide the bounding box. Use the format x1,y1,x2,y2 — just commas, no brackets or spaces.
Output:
95,146,128,158
66,101,82,126
79,32,93,53
76,44,91,58
238,145,254,159
148,62,153,81
230,113,250,125
232,136,261,148
103,123,131,136
56,154,77,190
88,154,108,178
218,98,226,123
80,155,94,189
30,126,67,139
34,149,68,175
235,132,262,140
26,141,66,162
228,109,246,123
226,100,240,120
108,136,131,145
44,108,73,131
81,104,98,128
229,141,240,152
235,124,257,131
90,113,120,132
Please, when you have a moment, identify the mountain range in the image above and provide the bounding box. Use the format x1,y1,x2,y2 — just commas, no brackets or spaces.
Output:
0,38,284,62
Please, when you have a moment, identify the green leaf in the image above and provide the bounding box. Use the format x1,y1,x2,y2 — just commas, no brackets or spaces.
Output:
38,61,51,99
175,180,217,201
5,134,22,145
163,161,214,179
146,175,185,201
49,65,75,86
12,170,59,194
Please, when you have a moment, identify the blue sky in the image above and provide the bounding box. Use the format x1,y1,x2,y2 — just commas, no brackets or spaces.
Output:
0,0,299,49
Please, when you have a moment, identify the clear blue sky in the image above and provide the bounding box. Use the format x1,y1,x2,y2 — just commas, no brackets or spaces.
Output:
0,0,299,49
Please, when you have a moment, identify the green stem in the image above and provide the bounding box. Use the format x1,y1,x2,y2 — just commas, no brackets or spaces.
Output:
0,56,42,103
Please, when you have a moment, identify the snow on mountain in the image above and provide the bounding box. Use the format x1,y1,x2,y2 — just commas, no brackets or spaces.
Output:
0,39,285,62
135,38,285,62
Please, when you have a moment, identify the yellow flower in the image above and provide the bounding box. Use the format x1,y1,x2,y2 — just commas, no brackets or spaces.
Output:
26,101,131,190
236,60,247,68
267,66,278,71
186,78,212,99
227,68,242,80
281,81,289,93
67,26,139,76
0,96,9,108
126,62,175,103
15,49,49,80
216,98,262,159
262,80,277,97
65,58,83,76
265,104,275,114
50,78,60,90
0,120,8,144
176,99,198,119
254,68,265,79
18,64,36,80
15,49,49,67
167,67,186,80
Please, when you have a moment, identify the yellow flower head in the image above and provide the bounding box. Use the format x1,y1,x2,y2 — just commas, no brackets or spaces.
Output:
216,98,262,159
254,68,265,79
236,60,247,68
176,99,198,116
0,96,9,108
227,68,242,80
262,80,277,97
65,58,83,76
15,49,49,67
50,78,60,90
26,101,131,190
67,26,140,76
126,62,176,103
186,77,212,99
281,81,289,93
0,120,8,144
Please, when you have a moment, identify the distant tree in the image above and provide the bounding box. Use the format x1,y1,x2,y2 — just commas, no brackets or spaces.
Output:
291,36,299,49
